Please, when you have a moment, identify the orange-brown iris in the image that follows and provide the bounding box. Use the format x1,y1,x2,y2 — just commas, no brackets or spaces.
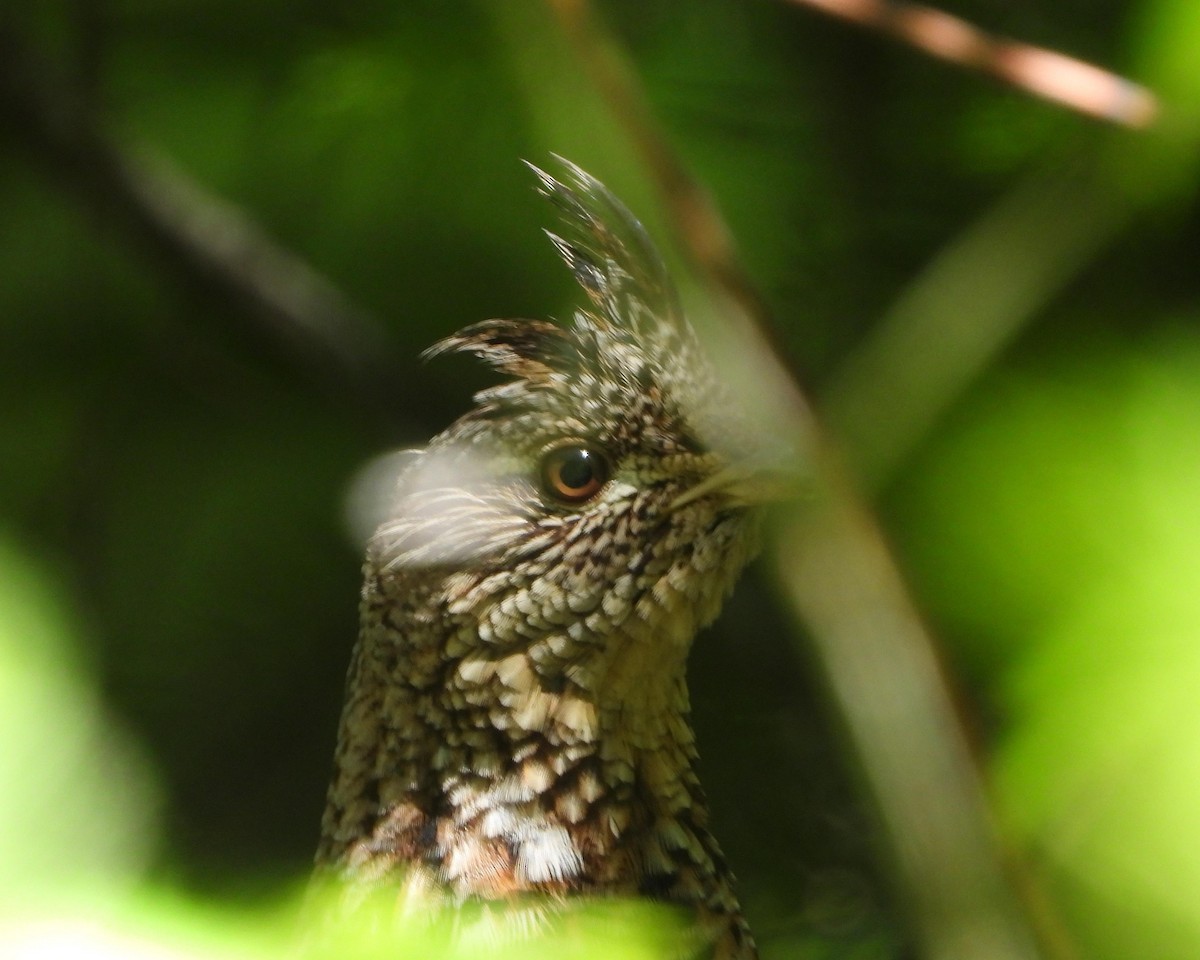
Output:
539,443,610,504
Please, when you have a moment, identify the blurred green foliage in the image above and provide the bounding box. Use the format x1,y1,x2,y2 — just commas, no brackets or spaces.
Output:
895,332,1200,960
2,1,1199,958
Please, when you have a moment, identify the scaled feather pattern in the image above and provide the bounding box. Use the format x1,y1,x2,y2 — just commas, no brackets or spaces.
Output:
315,159,766,960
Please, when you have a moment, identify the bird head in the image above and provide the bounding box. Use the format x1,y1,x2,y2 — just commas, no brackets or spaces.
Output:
366,159,769,710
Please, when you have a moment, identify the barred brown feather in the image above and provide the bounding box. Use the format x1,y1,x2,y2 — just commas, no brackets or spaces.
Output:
316,160,763,959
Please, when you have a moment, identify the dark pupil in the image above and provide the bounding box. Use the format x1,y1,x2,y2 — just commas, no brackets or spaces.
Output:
557,448,596,490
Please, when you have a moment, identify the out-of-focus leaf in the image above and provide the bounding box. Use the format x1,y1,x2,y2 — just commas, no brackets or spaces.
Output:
0,887,695,960
0,535,161,904
896,331,1200,958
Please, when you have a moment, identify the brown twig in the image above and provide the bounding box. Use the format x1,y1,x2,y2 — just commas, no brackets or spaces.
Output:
544,3,1051,959
545,0,776,342
786,0,1158,128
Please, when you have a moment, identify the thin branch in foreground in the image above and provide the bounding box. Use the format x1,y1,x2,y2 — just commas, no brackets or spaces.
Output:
545,0,776,341
544,3,1049,959
787,0,1158,128
824,162,1129,487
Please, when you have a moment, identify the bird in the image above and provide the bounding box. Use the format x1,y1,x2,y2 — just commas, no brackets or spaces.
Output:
314,158,771,959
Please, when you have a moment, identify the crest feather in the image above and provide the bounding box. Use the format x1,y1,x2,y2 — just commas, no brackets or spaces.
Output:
524,157,684,335
423,318,570,379
424,159,698,416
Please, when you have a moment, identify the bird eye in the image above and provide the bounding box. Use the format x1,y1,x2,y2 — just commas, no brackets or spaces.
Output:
539,443,610,504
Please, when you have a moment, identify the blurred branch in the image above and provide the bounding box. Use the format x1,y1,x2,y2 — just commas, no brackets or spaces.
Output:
545,0,774,336
772,452,1043,960
824,160,1128,487
783,0,1158,128
546,3,1048,959
0,20,404,415
822,0,1200,485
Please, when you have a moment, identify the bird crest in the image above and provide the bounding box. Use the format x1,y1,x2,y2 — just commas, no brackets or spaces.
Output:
318,159,763,960
420,158,709,451
366,159,735,572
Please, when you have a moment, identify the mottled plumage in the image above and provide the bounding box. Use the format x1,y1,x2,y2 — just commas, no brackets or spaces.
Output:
316,159,765,958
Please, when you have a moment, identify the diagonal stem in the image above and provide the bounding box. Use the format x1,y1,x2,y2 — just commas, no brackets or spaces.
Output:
0,21,405,417
544,3,1060,958
782,0,1157,128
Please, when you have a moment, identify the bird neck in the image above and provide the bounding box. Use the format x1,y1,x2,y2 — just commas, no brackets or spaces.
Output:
317,564,736,904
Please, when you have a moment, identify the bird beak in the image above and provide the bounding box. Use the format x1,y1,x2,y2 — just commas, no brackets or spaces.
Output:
669,461,802,512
